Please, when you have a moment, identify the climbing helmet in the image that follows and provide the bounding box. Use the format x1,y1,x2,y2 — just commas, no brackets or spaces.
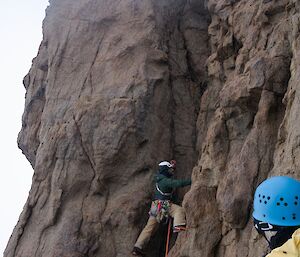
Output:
159,161,176,168
253,176,300,226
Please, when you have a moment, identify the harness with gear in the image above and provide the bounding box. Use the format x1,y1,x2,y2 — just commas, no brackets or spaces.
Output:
149,199,171,223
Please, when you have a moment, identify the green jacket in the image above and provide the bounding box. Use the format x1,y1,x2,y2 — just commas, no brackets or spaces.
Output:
154,173,191,201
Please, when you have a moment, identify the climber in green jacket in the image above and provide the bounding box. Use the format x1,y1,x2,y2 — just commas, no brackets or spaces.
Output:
252,176,300,257
132,160,191,256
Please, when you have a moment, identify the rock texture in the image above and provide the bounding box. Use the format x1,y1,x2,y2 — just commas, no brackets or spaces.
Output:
5,0,300,257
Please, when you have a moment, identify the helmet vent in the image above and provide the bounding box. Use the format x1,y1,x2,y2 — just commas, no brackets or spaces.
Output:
292,213,296,220
258,194,272,204
282,217,286,220
295,202,298,206
284,203,288,206
277,202,280,206
280,197,284,201
295,196,299,200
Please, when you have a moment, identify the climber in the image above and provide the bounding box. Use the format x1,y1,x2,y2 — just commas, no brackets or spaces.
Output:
131,160,191,256
252,176,300,257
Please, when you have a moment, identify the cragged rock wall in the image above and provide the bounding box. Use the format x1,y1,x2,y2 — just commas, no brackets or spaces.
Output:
5,0,209,256
173,1,300,257
5,0,300,257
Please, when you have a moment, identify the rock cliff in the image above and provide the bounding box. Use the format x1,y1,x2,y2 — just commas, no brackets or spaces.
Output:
5,0,300,257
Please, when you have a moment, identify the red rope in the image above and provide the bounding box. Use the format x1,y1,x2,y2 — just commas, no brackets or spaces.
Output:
165,219,171,257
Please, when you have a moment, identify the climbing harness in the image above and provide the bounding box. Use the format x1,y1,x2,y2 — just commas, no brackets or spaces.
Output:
156,183,172,196
149,200,171,222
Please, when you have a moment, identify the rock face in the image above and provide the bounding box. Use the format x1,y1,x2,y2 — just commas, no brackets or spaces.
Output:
5,0,300,257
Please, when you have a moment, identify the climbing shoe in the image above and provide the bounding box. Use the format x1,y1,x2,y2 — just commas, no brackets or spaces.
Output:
132,246,145,256
173,225,187,233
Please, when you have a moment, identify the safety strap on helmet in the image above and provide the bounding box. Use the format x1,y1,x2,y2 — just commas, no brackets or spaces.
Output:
253,218,299,250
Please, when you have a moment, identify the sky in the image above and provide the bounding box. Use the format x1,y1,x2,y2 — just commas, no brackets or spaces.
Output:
0,0,49,254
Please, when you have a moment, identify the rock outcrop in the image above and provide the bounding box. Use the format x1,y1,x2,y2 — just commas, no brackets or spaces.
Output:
5,0,300,257
175,0,299,256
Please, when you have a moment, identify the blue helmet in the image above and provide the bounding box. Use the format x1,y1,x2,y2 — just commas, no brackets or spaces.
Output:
253,176,300,226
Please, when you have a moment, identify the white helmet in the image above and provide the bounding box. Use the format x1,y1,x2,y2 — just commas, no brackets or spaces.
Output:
159,161,174,168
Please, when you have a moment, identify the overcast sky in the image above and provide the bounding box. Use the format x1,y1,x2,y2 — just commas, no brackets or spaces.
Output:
0,0,49,254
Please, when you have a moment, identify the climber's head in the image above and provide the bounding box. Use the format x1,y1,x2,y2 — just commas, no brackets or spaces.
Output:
253,176,300,249
158,160,176,177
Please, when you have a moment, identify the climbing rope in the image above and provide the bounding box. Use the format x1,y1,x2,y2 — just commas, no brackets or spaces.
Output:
165,219,172,257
